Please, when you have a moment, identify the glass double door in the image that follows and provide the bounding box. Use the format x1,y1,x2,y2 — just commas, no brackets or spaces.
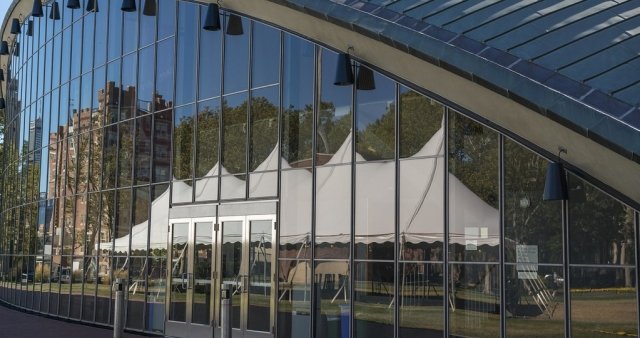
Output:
166,214,275,338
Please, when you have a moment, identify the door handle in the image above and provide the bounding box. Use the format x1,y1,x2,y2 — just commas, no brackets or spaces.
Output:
181,273,187,289
188,273,193,290
243,275,249,293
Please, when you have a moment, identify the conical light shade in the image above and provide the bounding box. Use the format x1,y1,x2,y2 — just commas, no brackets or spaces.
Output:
543,162,568,201
0,98,5,110
26,20,33,36
50,1,61,20
121,0,136,12
86,0,98,12
67,0,80,9
0,41,8,55
226,14,243,35
32,0,44,17
11,19,21,34
0,69,4,82
14,43,19,57
143,0,156,16
203,4,220,31
334,53,354,86
356,66,376,90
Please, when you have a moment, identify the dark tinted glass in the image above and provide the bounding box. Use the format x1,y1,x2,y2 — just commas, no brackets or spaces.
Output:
198,5,222,100
82,14,95,74
139,0,156,47
121,53,137,121
94,0,108,66
135,115,152,184
196,98,220,178
281,34,313,167
152,109,172,183
173,104,195,181
118,120,134,186
107,0,122,61
157,0,175,40
223,15,249,94
155,38,174,110
399,86,444,158
252,22,280,87
122,0,138,54
176,1,198,106
138,45,155,114
222,92,247,175
355,68,395,161
250,86,279,172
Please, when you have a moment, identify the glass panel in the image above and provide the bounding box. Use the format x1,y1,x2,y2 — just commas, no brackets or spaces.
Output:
118,120,134,187
155,38,174,109
172,180,192,204
248,220,273,331
318,49,352,165
570,266,637,337
448,112,499,262
147,257,167,332
115,189,131,255
399,158,444,261
281,34,314,168
569,174,636,265
221,174,246,200
122,0,138,55
126,256,145,330
153,110,172,183
354,261,394,338
198,6,221,100
173,104,194,181
249,170,277,199
92,66,106,129
105,59,121,125
132,187,149,256
315,165,351,259
82,14,95,75
94,0,108,67
399,86,444,158
355,161,394,260
250,86,279,173
157,0,175,40
196,98,220,178
134,115,152,185
176,1,198,106
223,15,249,94
252,22,280,88
398,262,444,337
192,222,213,325
355,68,395,161
139,0,156,47
195,176,219,202
70,20,82,79
222,92,247,175
107,0,122,61
314,260,350,338
169,222,189,322
138,46,155,114
73,194,87,256
505,264,564,338
121,53,137,121
277,259,311,338
221,220,243,329
448,263,500,337
504,139,562,264
102,124,118,189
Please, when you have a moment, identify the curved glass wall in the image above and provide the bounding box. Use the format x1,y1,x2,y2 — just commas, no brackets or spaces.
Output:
0,0,638,337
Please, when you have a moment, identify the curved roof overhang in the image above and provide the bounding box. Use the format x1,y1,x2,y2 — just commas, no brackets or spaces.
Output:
2,0,639,207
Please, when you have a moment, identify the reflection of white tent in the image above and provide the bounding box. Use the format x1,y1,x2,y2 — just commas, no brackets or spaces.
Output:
281,124,499,246
103,120,499,253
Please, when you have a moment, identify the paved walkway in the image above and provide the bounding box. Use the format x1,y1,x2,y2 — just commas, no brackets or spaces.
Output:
0,303,156,338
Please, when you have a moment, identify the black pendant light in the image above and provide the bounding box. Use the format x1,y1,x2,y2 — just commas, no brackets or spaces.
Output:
26,20,33,37
50,1,61,20
356,65,376,90
14,43,20,57
543,147,569,201
0,98,5,110
32,0,44,17
0,41,8,55
67,0,80,9
334,53,354,86
226,14,243,35
86,0,98,12
121,0,136,12
11,19,21,35
143,0,156,16
203,3,221,31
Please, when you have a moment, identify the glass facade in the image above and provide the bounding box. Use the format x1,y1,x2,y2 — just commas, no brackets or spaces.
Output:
0,1,638,337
